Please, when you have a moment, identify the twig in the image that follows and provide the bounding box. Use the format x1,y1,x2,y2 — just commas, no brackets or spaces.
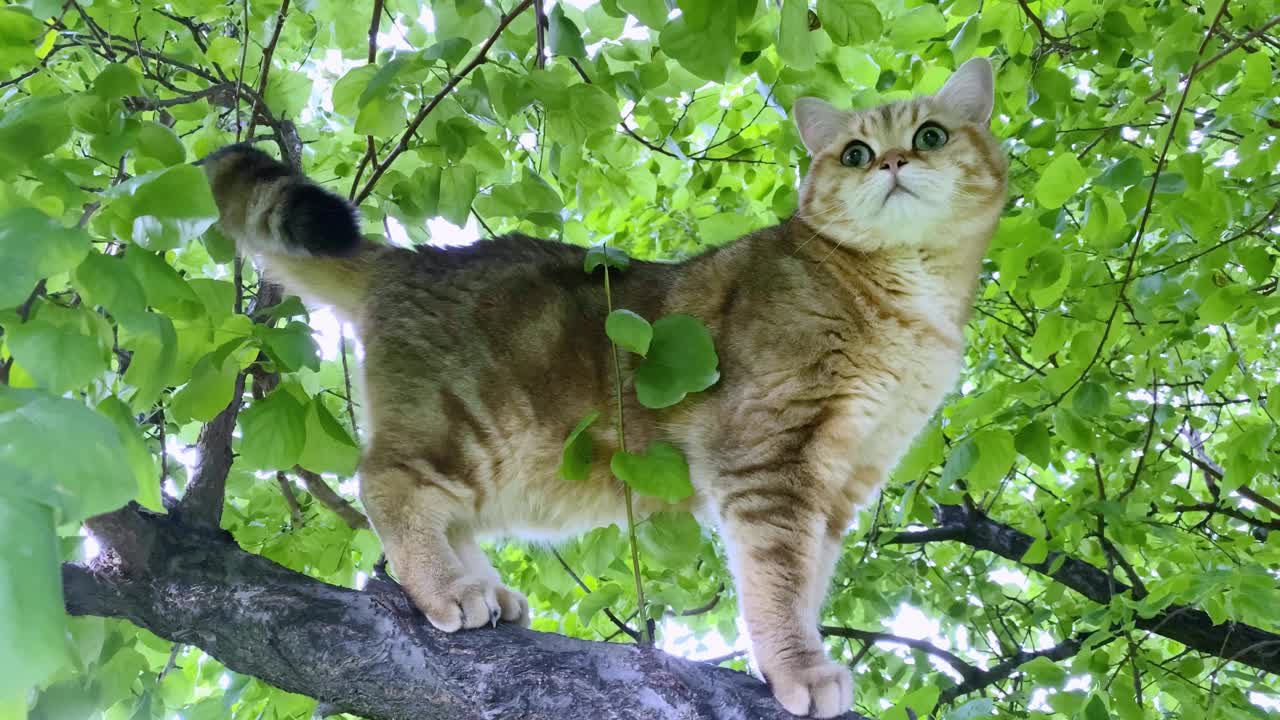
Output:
353,0,536,205
276,472,305,527
294,467,370,530
550,548,642,642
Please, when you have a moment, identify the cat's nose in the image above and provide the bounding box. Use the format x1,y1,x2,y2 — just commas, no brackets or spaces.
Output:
879,150,908,175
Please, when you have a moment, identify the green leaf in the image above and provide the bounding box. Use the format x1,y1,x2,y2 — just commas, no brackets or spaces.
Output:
5,304,110,394
576,582,621,623
969,429,1015,492
123,248,204,319
0,387,137,523
354,93,407,138
0,208,91,309
606,310,652,356
1083,694,1109,720
332,65,377,118
74,251,147,318
0,96,71,170
264,69,313,119
256,321,321,373
238,389,308,470
1019,655,1067,685
92,62,142,99
548,4,587,60
169,350,240,423
421,37,472,67
1034,154,1087,209
633,314,720,409
297,399,360,476
637,511,702,569
617,0,666,28
584,244,630,272
118,311,178,411
777,0,816,71
1022,536,1049,565
1072,381,1109,418
1014,421,1052,469
545,84,618,145
438,165,478,226
945,698,995,720
890,5,946,47
96,396,163,512
660,10,735,82
103,165,219,251
610,442,694,503
136,122,186,166
559,411,599,482
819,0,881,46
940,437,977,490
0,498,65,696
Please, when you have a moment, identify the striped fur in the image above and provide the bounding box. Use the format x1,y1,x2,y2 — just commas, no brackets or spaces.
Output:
201,58,1006,719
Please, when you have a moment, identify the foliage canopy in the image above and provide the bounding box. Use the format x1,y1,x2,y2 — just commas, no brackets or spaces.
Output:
1,0,1279,718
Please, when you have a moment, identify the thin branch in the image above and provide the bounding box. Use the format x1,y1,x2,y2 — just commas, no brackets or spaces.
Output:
353,0,536,205
939,631,1097,704
276,472,305,527
818,626,981,684
293,467,369,530
550,548,642,642
1144,15,1280,104
1052,2,1229,405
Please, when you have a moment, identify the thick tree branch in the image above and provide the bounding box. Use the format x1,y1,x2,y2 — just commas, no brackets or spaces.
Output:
937,631,1095,704
66,505,872,720
888,505,1280,676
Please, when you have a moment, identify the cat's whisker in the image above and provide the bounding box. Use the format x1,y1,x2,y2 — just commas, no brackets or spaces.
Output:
792,202,856,256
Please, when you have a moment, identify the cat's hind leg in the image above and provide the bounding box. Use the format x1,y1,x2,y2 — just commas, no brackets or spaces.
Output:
717,480,853,718
359,450,504,631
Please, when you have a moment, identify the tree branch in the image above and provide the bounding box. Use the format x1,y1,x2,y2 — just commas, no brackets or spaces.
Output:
818,626,981,685
66,505,873,720
293,466,369,530
887,505,1280,676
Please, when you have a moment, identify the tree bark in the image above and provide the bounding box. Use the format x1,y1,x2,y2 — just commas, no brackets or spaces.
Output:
65,505,872,720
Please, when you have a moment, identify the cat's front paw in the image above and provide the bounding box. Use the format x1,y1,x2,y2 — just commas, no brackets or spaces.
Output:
417,576,530,632
494,583,530,627
767,658,853,718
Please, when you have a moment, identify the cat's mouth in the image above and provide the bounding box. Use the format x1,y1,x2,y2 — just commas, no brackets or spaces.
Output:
881,182,918,207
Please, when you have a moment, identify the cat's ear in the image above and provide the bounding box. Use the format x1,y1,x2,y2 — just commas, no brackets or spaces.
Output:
935,57,995,125
793,97,849,154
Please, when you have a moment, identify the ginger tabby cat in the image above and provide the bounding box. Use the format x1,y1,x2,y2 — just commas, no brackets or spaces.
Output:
201,58,1006,718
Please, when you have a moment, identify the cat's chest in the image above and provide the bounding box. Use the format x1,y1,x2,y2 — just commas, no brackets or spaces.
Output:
820,308,965,465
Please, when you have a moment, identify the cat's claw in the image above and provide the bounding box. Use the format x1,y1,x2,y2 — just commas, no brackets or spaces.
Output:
769,659,854,719
421,577,529,632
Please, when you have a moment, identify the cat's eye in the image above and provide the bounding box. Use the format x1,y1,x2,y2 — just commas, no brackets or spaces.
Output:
840,141,874,168
913,122,949,151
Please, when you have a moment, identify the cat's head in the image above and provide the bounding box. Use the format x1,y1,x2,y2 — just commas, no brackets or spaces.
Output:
793,58,1007,251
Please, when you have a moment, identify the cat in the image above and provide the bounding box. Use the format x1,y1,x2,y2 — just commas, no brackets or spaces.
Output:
200,57,1006,718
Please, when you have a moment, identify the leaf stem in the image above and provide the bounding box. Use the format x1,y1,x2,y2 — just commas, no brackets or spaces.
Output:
602,253,650,644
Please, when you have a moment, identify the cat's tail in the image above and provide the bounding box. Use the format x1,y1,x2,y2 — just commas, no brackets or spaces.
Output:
198,143,376,321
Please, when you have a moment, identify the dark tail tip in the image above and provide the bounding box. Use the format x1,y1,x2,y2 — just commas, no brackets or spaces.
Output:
281,183,362,257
